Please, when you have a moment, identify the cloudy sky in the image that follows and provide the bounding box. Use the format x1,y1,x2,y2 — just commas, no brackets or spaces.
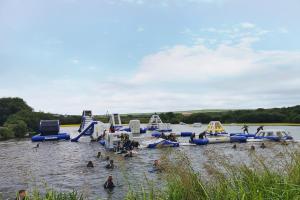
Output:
0,0,299,114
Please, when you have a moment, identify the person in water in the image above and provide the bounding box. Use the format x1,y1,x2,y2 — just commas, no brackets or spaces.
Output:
161,132,167,139
199,131,206,139
97,152,102,158
168,133,177,142
105,156,110,162
87,161,94,168
124,150,133,158
115,141,123,152
250,145,255,150
256,126,264,134
103,175,115,189
106,160,114,169
232,144,237,149
153,160,159,167
16,189,27,200
260,143,266,149
242,125,249,134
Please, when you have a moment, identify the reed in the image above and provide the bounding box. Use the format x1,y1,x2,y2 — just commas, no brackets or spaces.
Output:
126,149,300,200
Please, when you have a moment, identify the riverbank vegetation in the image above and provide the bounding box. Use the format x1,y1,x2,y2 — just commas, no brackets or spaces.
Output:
126,150,300,200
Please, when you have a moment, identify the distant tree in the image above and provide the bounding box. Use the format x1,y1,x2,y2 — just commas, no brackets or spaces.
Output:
4,119,27,137
0,97,32,125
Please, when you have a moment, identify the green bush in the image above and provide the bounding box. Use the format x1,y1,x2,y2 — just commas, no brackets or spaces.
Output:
0,127,14,139
4,119,27,137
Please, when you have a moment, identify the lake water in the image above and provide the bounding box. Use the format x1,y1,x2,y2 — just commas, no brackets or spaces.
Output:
0,125,299,199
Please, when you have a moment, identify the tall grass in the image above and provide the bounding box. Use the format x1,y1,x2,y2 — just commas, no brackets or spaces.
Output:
126,150,300,200
11,189,84,200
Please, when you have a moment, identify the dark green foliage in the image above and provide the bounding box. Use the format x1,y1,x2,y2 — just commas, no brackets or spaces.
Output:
0,127,14,139
4,119,27,137
0,97,32,125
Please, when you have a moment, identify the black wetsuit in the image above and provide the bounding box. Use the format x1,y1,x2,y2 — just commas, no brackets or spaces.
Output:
104,181,115,189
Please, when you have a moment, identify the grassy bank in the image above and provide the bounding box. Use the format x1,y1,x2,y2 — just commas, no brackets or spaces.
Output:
1,189,83,200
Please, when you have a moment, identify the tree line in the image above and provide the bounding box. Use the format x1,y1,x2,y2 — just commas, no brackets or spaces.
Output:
1,97,299,140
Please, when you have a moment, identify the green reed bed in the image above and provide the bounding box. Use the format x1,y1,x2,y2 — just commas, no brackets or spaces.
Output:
8,189,84,200
126,149,300,200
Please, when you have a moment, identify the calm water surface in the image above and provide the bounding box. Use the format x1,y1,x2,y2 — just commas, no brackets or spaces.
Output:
0,125,299,199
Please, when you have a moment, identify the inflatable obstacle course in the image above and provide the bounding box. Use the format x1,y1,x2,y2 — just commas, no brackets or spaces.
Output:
31,120,70,142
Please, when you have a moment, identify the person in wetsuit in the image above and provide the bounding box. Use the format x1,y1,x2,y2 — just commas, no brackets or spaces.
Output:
105,160,114,169
256,126,264,134
103,176,115,189
199,131,206,139
190,133,196,143
242,125,249,134
87,161,94,168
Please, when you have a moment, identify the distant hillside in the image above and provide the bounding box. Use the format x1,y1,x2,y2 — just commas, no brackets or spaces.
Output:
95,105,300,124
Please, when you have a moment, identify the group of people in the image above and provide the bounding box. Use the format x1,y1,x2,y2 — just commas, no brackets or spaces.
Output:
160,132,177,142
114,133,139,157
189,131,207,143
232,142,266,150
242,125,264,134
86,153,116,189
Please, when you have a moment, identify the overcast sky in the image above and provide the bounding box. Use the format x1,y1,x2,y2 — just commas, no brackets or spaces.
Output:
0,0,299,115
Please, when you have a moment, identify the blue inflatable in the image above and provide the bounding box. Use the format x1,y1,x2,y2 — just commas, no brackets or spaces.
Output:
151,131,193,138
180,132,193,137
230,133,256,138
99,140,105,146
230,135,247,143
147,139,179,148
253,135,281,141
158,129,172,132
151,132,162,137
31,133,70,142
192,136,247,145
192,138,209,145
140,128,147,134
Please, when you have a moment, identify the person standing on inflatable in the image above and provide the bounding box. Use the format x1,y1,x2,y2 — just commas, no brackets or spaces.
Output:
256,126,264,134
242,125,249,134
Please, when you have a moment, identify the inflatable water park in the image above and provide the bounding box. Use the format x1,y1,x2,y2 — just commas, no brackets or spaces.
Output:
31,111,294,151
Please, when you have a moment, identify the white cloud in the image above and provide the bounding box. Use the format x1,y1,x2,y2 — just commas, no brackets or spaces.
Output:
240,22,256,29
